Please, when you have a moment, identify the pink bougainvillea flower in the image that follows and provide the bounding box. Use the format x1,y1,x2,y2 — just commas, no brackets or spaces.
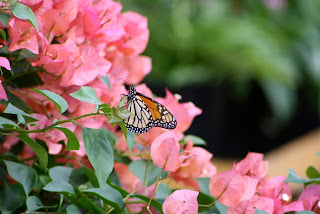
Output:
162,190,199,214
115,12,149,56
235,152,268,181
0,57,11,71
61,43,111,86
209,168,257,206
151,131,180,172
284,185,320,213
156,89,202,133
0,80,8,101
176,139,216,181
228,195,274,214
8,19,40,54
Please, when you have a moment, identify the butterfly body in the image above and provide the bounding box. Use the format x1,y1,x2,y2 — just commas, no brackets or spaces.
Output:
124,85,177,134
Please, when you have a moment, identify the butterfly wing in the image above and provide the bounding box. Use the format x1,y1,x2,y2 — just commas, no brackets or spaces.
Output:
123,95,153,134
137,93,177,129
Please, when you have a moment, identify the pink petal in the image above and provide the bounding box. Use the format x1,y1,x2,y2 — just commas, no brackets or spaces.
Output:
0,80,8,101
209,169,245,206
0,57,11,70
162,190,199,214
236,152,268,180
151,132,180,171
240,175,258,201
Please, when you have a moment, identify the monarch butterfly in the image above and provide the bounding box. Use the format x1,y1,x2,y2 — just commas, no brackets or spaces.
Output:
123,85,177,134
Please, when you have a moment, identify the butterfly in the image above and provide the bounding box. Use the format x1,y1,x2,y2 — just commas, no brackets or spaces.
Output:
123,85,177,134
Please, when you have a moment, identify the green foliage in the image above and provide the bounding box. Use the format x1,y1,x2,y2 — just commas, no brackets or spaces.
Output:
31,89,68,114
10,3,39,31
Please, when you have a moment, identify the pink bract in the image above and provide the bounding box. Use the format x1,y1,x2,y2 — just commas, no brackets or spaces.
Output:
162,189,199,214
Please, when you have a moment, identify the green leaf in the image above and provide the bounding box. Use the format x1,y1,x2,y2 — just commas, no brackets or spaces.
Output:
67,204,82,214
10,3,39,32
196,177,211,195
108,182,163,213
101,75,111,90
0,184,25,214
82,186,123,212
295,211,316,214
76,196,102,214
82,127,114,190
49,166,73,182
54,127,80,150
82,166,100,188
0,29,6,42
183,135,207,145
285,169,320,184
155,183,171,203
31,89,68,113
129,159,168,187
4,103,38,124
316,152,320,156
0,116,18,128
0,13,11,27
197,192,215,213
5,88,30,112
254,209,269,214
4,160,37,196
118,96,127,108
70,86,101,106
17,134,48,169
306,166,320,179
215,200,227,214
43,180,75,196
118,121,135,154
26,196,56,212
16,49,39,61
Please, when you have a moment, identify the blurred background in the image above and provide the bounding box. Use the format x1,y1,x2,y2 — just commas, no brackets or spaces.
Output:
121,0,320,160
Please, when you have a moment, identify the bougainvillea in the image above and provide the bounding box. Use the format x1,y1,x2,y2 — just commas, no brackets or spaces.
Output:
0,1,319,214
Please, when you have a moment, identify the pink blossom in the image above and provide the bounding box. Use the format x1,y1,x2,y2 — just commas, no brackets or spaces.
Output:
0,80,8,101
151,131,181,172
8,18,40,54
284,185,320,213
0,57,11,70
209,168,257,206
162,190,199,214
228,195,274,214
235,152,268,181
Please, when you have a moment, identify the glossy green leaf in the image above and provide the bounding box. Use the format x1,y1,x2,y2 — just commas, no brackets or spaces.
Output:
82,127,114,190
0,184,25,214
31,89,68,113
54,127,80,150
16,49,39,61
215,200,227,214
43,180,75,195
17,134,48,169
10,3,39,31
4,160,37,196
82,186,123,212
0,13,11,27
70,86,101,105
129,159,167,187
197,192,215,213
67,204,82,214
